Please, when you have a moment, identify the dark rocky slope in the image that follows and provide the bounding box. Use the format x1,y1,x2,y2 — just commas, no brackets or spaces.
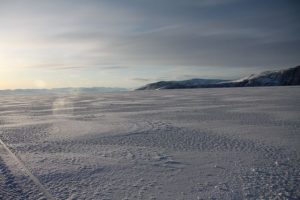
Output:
136,66,300,90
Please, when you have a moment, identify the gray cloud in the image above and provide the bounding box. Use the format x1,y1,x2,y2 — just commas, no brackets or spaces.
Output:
1,0,299,74
132,78,151,82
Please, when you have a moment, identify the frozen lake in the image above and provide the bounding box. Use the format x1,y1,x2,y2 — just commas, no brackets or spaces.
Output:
0,86,299,199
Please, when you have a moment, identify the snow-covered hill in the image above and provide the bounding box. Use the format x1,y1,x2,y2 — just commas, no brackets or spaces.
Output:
136,79,226,90
226,65,300,87
137,65,300,90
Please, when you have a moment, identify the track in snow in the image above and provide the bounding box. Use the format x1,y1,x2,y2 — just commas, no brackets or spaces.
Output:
0,135,55,200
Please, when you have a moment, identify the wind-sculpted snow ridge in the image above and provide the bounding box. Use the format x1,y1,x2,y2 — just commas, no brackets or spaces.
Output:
137,65,300,90
0,86,300,199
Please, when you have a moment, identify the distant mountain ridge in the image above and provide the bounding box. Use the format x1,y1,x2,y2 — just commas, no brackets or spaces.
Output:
136,66,300,90
0,87,128,94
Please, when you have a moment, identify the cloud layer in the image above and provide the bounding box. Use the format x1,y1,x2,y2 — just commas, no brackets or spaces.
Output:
0,0,299,88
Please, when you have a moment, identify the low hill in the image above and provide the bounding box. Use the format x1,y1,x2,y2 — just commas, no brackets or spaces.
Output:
136,66,300,90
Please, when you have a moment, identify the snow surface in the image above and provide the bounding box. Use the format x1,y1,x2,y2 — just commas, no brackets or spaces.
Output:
0,86,300,199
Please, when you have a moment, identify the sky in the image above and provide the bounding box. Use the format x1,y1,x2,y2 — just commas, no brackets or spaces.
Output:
0,0,299,89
